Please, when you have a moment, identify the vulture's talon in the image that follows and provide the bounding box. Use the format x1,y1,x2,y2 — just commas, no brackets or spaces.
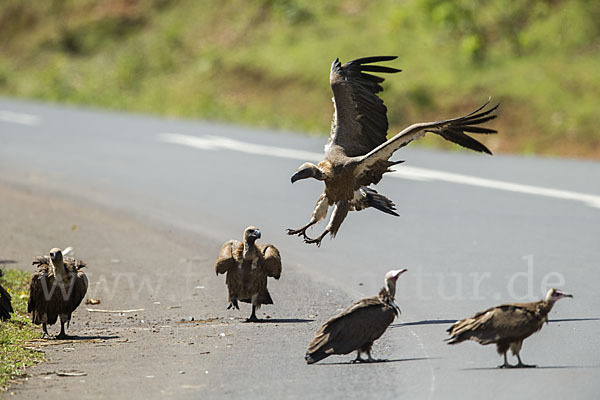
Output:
516,363,537,368
244,317,260,323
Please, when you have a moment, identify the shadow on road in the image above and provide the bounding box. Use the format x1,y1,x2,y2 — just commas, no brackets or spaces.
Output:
57,335,121,341
390,319,457,328
257,318,314,324
549,318,600,323
0,260,19,264
316,357,432,366
463,365,600,371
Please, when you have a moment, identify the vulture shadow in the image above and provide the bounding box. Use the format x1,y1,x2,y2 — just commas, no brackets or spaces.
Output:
463,365,600,371
317,357,432,366
255,318,314,324
0,260,19,264
390,319,457,328
53,334,120,341
549,318,600,323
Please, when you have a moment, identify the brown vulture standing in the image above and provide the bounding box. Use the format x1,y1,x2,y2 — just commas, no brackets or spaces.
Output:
28,248,88,339
446,288,573,368
305,269,407,364
215,226,282,322
288,56,498,246
0,269,14,321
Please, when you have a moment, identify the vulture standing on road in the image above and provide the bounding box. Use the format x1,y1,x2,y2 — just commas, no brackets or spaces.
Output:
0,269,14,321
28,248,88,338
305,269,407,364
288,56,498,246
446,288,573,368
215,226,282,322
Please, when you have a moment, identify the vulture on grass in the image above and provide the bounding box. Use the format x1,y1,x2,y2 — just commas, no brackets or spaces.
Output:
0,269,14,321
305,269,407,364
446,288,573,368
28,248,88,339
288,56,498,246
215,226,282,322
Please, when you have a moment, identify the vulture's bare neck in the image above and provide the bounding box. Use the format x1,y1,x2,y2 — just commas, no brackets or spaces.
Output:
243,239,258,259
50,259,67,280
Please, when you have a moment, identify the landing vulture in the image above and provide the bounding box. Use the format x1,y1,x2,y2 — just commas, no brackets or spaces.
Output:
305,269,406,364
28,248,88,338
446,288,573,368
0,269,14,321
215,226,282,322
288,56,498,246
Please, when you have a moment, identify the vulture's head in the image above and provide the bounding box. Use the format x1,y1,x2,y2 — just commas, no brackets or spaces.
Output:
244,226,261,244
384,269,407,298
49,248,64,264
546,288,573,302
291,163,324,183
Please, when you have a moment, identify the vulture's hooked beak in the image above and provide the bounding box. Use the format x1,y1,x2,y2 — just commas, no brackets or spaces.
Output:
561,292,573,298
291,170,308,184
252,229,261,240
50,252,58,261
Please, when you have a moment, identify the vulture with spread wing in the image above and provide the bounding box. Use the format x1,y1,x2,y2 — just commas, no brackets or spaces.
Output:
305,269,406,364
215,226,282,322
446,288,573,368
28,248,88,339
288,56,498,246
0,269,14,321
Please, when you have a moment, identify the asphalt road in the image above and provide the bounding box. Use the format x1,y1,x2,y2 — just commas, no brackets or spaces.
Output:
1,97,599,399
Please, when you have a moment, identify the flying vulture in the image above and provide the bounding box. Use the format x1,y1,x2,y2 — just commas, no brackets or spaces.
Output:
215,226,282,322
305,269,407,364
446,288,573,368
0,269,14,321
288,56,498,246
28,248,88,339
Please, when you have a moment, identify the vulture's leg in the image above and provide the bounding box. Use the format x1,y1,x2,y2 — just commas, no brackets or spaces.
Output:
227,299,239,310
42,323,50,339
245,305,260,323
55,317,70,340
365,349,386,363
515,353,536,368
287,194,329,239
497,352,513,368
351,351,366,363
305,202,348,246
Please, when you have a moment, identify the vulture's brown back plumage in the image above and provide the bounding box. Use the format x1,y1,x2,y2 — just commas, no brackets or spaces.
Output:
306,289,398,364
28,256,88,326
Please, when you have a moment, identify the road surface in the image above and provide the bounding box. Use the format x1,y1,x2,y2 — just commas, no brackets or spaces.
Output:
1,97,599,399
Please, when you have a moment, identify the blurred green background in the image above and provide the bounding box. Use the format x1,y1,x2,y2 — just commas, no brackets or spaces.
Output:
1,0,598,157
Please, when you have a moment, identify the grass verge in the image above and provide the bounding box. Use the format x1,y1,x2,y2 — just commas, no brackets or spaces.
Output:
0,268,44,391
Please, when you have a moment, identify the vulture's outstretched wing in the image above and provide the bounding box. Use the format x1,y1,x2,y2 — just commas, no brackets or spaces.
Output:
328,56,401,157
258,243,282,279
215,240,239,275
307,298,394,359
356,101,498,181
447,304,540,345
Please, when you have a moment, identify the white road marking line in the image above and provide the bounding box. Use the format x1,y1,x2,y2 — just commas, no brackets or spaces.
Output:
0,110,41,126
158,133,600,209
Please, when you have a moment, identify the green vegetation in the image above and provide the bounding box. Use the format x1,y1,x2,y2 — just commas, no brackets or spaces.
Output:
0,0,598,157
0,268,44,390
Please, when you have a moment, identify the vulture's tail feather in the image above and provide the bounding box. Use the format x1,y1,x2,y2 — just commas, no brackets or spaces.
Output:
305,351,330,365
362,188,399,217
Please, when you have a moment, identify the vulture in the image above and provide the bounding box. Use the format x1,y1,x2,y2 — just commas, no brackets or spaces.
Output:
305,269,407,364
215,226,282,322
0,269,14,321
288,56,498,246
446,288,573,368
28,248,88,339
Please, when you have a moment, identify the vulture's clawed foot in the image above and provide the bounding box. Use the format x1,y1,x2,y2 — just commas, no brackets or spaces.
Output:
41,332,51,340
244,316,261,323
303,236,323,247
286,227,309,239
